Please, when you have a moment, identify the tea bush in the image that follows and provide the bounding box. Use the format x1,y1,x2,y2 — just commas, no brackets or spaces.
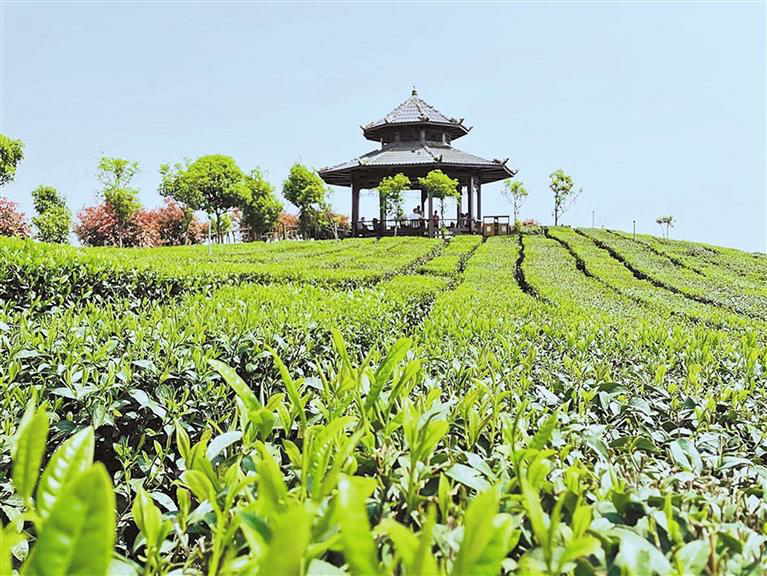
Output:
2,233,766,575
580,229,767,320
0,237,440,310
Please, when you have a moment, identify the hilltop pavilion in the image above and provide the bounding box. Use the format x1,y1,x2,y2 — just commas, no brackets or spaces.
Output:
319,88,517,237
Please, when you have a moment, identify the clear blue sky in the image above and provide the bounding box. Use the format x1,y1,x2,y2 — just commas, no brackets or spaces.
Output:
1,1,765,251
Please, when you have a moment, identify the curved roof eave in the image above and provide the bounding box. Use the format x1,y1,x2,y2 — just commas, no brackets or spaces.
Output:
319,159,516,187
362,121,470,142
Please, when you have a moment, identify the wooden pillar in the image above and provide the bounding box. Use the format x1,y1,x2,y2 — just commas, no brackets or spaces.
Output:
456,185,461,223
467,176,474,227
427,192,434,237
421,189,426,215
476,179,482,224
379,190,386,235
351,181,360,235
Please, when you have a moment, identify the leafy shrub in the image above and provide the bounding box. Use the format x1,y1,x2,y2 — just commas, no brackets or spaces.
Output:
144,199,205,246
31,185,72,244
75,203,129,247
32,205,71,244
75,203,163,247
0,197,30,237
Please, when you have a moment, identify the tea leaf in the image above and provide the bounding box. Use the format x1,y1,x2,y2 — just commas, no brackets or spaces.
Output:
453,488,515,576
673,540,709,575
37,427,95,522
337,475,381,576
365,337,411,411
266,345,306,429
209,358,261,410
206,431,243,461
13,403,49,502
23,464,115,576
258,505,312,575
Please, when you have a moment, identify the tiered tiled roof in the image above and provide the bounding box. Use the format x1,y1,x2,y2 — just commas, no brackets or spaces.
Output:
319,89,515,187
362,88,470,142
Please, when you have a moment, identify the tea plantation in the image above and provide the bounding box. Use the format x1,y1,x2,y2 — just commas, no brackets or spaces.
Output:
2,230,766,575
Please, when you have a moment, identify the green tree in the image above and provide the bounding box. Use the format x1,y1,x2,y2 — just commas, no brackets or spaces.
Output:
31,185,71,243
159,160,202,209
187,155,245,242
377,173,410,236
0,134,24,189
159,160,198,244
656,215,675,238
417,169,460,238
282,163,325,237
160,155,246,242
97,157,141,247
550,169,581,226
502,179,528,224
239,168,282,240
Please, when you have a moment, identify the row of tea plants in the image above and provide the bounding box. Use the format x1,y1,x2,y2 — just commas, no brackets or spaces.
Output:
0,237,441,310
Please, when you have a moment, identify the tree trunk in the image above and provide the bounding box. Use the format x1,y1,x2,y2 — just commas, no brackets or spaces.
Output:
440,199,446,240
207,216,212,256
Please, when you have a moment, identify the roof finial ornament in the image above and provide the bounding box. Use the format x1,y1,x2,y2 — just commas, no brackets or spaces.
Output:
411,86,417,96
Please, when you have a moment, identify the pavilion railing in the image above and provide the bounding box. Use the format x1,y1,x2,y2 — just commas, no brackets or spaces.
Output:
352,218,485,237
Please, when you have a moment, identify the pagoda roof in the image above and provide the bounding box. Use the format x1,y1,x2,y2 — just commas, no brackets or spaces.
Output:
362,88,470,142
319,142,515,187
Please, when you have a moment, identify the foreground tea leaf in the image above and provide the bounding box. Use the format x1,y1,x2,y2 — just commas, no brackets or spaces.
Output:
669,439,703,475
266,345,307,428
257,505,312,575
520,477,547,548
365,337,411,411
337,474,382,576
13,403,49,503
206,431,243,461
529,410,558,450
376,518,418,565
132,487,172,553
256,443,288,515
36,427,95,522
1,522,24,576
453,487,516,576
23,463,115,576
612,527,671,576
209,358,261,410
673,540,709,575
181,470,219,515
559,536,601,568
